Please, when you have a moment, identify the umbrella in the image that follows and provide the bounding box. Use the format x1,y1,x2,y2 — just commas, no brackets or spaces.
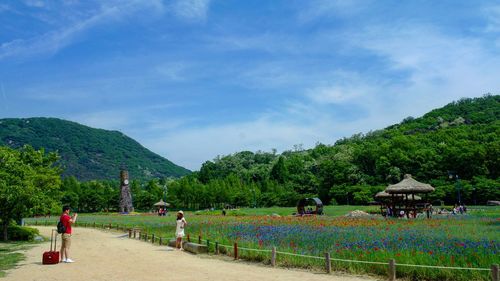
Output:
153,199,170,207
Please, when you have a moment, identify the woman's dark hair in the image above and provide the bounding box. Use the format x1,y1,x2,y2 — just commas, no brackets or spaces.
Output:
62,205,71,212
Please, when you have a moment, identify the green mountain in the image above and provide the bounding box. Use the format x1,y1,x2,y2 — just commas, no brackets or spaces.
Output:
0,117,190,181
186,94,499,206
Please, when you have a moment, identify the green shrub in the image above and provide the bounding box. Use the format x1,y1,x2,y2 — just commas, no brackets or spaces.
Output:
7,225,40,241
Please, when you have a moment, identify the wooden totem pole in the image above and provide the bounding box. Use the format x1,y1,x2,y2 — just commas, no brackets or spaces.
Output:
119,169,134,213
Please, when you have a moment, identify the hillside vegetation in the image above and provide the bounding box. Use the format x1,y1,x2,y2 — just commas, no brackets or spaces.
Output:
164,94,499,209
3,96,498,212
0,118,190,181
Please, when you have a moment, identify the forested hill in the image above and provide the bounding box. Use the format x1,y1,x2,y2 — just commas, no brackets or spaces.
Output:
170,94,499,209
0,118,190,180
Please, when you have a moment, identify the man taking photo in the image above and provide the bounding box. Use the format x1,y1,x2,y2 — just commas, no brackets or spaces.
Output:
60,206,77,263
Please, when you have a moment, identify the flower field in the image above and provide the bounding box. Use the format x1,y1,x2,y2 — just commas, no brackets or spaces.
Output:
27,206,499,281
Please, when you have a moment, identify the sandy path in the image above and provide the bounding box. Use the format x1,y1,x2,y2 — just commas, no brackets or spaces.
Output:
4,226,380,281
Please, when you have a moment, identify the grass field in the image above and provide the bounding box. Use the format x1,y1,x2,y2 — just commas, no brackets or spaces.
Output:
26,205,499,281
0,241,40,277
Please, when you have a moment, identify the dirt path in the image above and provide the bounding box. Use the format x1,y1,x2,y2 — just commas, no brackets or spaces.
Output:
4,226,380,281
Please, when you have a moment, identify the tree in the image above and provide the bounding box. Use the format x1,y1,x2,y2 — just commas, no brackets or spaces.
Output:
270,156,287,183
0,145,61,240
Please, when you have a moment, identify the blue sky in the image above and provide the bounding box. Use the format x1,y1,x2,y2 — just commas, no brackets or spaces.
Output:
1,0,499,170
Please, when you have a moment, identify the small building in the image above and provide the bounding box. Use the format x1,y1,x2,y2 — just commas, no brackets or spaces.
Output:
379,174,434,218
153,200,170,216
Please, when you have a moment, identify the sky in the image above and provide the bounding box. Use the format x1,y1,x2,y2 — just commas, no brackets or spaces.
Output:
1,0,499,171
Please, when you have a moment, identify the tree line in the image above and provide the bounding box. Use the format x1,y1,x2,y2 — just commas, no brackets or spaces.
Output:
1,96,499,224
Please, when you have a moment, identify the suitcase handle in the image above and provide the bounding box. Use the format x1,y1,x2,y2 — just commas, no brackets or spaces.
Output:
50,229,57,251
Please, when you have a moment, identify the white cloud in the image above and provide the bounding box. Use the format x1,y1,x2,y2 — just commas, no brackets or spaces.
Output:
155,62,191,81
349,24,500,105
304,71,376,104
208,33,300,54
298,0,370,23
23,0,47,8
170,0,210,22
0,1,163,60
149,23,500,170
143,116,326,170
236,61,304,89
482,4,500,33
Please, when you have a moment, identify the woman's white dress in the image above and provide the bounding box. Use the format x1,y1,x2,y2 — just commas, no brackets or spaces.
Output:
175,218,186,238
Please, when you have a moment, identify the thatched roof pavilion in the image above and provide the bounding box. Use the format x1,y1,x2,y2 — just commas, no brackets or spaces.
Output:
153,199,170,207
386,174,435,194
379,174,434,219
375,191,421,200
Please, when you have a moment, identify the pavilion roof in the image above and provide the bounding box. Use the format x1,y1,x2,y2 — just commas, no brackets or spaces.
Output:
385,174,435,194
153,199,170,207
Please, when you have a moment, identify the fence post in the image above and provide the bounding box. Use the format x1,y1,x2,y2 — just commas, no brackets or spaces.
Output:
207,240,210,253
198,235,201,244
492,264,499,281
187,234,191,242
109,223,112,229
325,252,331,273
152,234,155,244
133,230,136,239
159,237,163,245
271,247,276,267
388,259,396,281
128,229,132,238
234,243,238,260
215,242,219,255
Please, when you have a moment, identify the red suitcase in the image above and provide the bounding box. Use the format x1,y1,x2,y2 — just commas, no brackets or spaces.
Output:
42,229,59,265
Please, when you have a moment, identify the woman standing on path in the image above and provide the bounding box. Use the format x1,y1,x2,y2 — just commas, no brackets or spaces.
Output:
175,211,187,250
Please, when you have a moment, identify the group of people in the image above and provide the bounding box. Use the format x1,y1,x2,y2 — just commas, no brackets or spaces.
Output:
56,206,188,263
385,206,429,219
157,208,168,216
451,204,467,214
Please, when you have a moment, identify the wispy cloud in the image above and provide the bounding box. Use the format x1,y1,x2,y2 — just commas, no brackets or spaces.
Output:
235,61,305,89
22,0,47,8
2,1,499,171
155,62,191,81
170,0,210,22
482,4,500,33
351,24,500,99
208,33,300,54
299,23,500,121
0,1,163,61
0,3,10,13
144,116,325,170
298,0,371,23
304,71,376,104
73,109,132,131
